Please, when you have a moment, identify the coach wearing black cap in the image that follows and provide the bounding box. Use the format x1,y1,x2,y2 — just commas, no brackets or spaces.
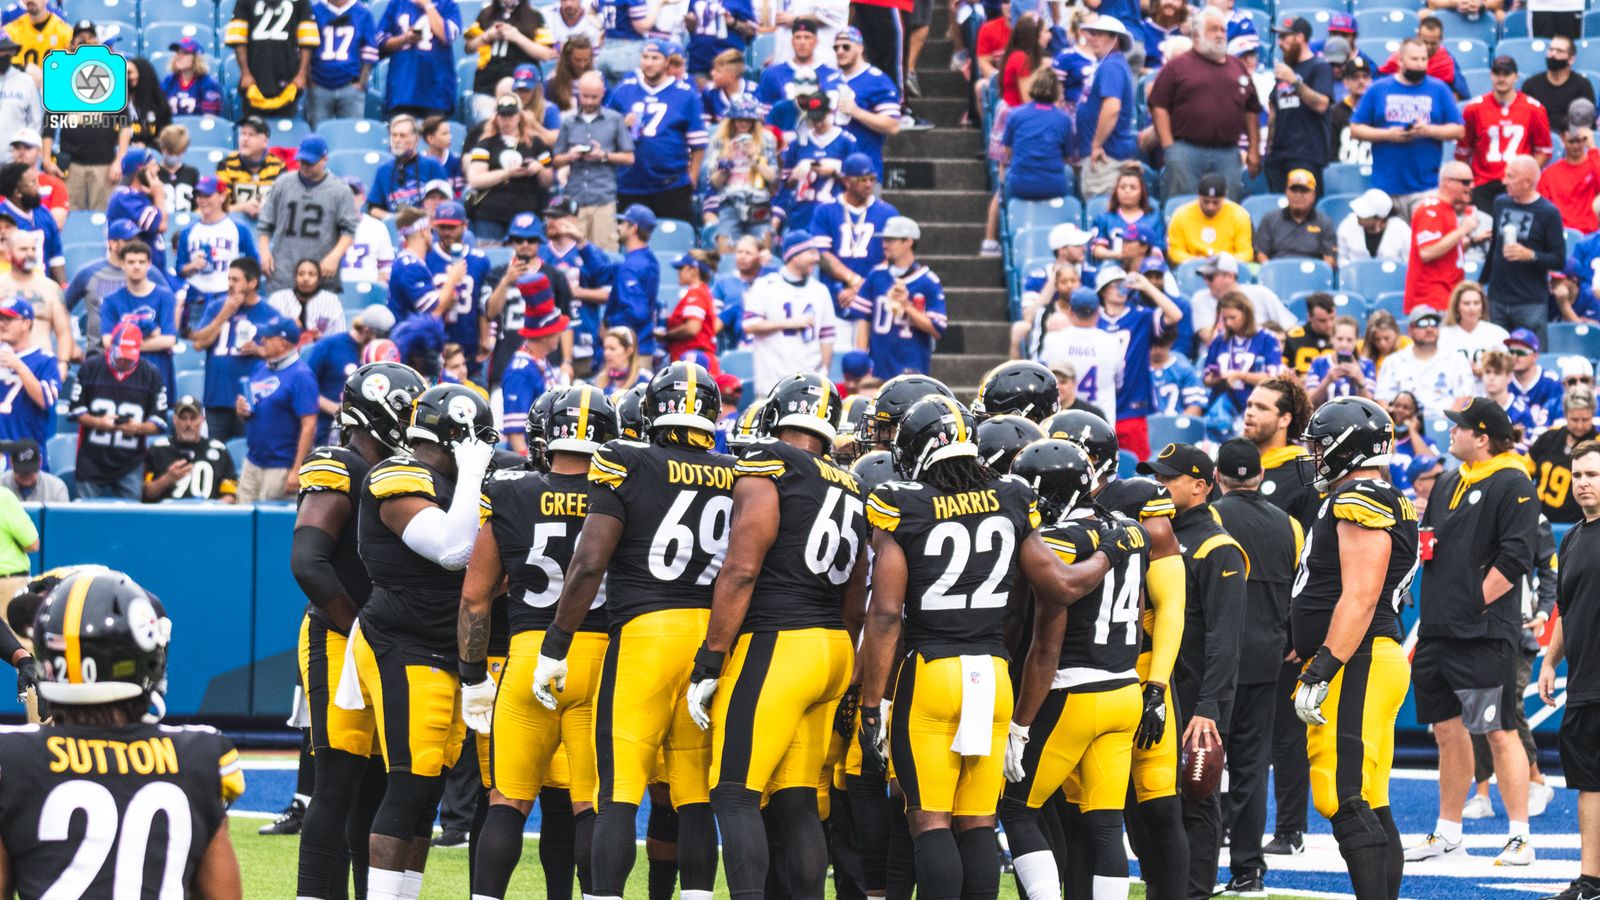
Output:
1140,442,1248,899
1210,438,1303,896
1408,397,1541,866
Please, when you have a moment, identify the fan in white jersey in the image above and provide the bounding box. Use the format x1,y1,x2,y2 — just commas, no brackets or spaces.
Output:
339,177,396,284
1040,287,1123,422
742,229,838,395
174,176,258,329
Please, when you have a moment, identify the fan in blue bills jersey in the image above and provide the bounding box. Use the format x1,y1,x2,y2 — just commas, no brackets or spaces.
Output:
174,177,258,333
1507,329,1566,430
701,57,759,125
161,38,225,117
776,96,859,234
311,0,381,95
607,44,710,201
833,28,901,172
426,202,493,372
1094,264,1184,423
811,152,898,294
848,217,947,378
377,0,462,115
685,0,754,76
756,45,842,140
106,150,168,271
1152,333,1208,416
1051,43,1095,108
0,297,60,464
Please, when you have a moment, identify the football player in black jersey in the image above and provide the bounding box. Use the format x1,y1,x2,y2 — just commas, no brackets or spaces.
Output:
684,373,870,898
1291,398,1417,900
856,373,954,453
535,361,733,900
973,360,1060,423
723,399,767,455
858,396,1135,899
293,361,427,900
350,383,497,900
615,384,649,444
0,569,246,899
1003,439,1150,900
976,414,1045,473
459,384,618,900
833,393,871,465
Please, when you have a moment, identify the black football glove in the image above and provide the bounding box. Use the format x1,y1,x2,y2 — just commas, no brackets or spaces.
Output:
1294,645,1344,726
1096,523,1141,569
834,684,860,741
858,703,887,774
1134,682,1167,749
15,655,41,704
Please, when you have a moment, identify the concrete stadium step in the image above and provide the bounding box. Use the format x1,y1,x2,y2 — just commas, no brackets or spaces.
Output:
931,352,1005,387
917,254,1001,288
885,158,988,191
917,39,955,68
905,96,969,128
880,189,992,220
886,126,983,160
911,69,971,97
943,287,1010,320
910,221,986,254
940,321,1013,355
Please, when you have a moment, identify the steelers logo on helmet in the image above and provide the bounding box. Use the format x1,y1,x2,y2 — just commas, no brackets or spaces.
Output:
760,372,841,442
126,596,168,653
449,394,480,425
361,372,392,402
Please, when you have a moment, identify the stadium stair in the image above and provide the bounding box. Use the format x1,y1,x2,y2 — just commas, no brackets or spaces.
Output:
881,10,1010,398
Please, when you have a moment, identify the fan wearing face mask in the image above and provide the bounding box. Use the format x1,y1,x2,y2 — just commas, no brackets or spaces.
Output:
68,322,171,500
1349,37,1465,210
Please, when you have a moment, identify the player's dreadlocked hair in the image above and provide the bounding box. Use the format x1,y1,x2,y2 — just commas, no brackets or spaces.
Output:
1261,376,1312,442
922,456,1001,494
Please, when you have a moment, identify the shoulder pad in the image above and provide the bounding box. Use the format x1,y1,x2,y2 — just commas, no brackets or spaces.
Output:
300,447,353,493
734,441,788,479
369,459,435,499
589,441,632,489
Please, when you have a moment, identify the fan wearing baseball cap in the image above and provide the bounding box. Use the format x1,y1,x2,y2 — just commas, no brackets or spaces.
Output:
1254,169,1336,266
848,217,946,380
173,176,259,335
755,22,845,138
774,90,860,234
236,314,320,501
832,28,903,171
1264,17,1337,195
423,200,494,378
0,295,60,469
5,129,68,228
666,251,717,363
1166,175,1254,265
605,204,662,357
106,147,170,272
811,153,899,298
1459,55,1554,213
258,134,361,294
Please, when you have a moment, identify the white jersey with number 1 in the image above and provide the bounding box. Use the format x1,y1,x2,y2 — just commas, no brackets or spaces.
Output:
1040,324,1124,424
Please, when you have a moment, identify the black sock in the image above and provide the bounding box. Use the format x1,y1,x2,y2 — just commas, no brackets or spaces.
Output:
470,804,528,899
297,730,315,799
573,807,596,897
1061,801,1094,900
1376,806,1403,900
1130,795,1187,900
647,856,677,900
846,772,891,893
646,793,679,900
827,787,867,900
467,787,489,888
913,828,963,900
298,749,367,899
1084,809,1128,879
538,788,575,900
676,802,719,893
711,785,768,899
1332,802,1391,900
956,827,1000,900
593,801,640,897
768,788,828,898
348,756,385,900
887,805,915,900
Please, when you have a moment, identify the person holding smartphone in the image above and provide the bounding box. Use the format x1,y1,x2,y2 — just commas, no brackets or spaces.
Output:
1306,315,1375,405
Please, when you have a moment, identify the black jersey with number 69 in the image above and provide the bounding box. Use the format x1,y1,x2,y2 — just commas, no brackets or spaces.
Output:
866,475,1041,660
587,439,737,627
485,468,607,636
0,722,246,900
1039,513,1150,692
1290,478,1419,658
734,438,868,633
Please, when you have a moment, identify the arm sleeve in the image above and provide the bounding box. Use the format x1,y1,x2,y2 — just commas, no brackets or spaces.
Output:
1194,543,1247,721
1537,516,1558,619
400,476,489,570
1144,552,1186,686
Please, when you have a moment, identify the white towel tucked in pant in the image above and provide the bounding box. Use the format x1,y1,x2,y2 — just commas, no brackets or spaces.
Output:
950,654,996,756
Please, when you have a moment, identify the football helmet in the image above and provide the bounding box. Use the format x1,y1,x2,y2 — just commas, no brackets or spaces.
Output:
527,388,563,453
973,361,1059,423
339,362,428,452
833,394,870,465
547,384,619,455
646,361,721,433
976,414,1046,474
893,395,978,480
1301,396,1394,491
858,374,954,445
760,372,843,442
1042,409,1119,481
616,385,649,442
1011,438,1096,523
407,384,498,449
727,400,767,453
852,449,898,495
33,569,170,705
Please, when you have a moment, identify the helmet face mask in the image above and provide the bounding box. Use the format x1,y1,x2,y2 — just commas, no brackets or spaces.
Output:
862,374,954,449
892,396,977,480
974,361,1060,423
1011,439,1095,524
1041,410,1119,483
407,384,499,449
646,362,722,434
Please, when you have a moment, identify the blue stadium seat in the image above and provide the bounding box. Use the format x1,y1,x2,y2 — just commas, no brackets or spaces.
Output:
1501,9,1529,38
1425,417,1453,445
175,114,234,151
1161,193,1197,222
161,0,218,27
47,435,76,470
1446,38,1492,71
1292,290,1369,320
176,370,206,402
327,149,385,187
1243,194,1287,228
455,57,480,97
65,0,137,27
1317,193,1358,227
1461,68,1492,99
264,118,313,147
1148,414,1204,449
56,468,76,498
62,210,107,244
64,242,102,274
344,280,388,312
226,438,248,471
1117,449,1138,479
651,219,697,255
1321,164,1371,197
1341,258,1406,298
1586,9,1600,38
1007,197,1083,231
1259,259,1335,297
175,347,205,374
722,349,753,381
748,33,777,68
1497,38,1551,76
1355,8,1418,40
1431,9,1499,45
458,0,488,27
1010,227,1054,263
1547,323,1600,358
1085,193,1111,224
145,21,218,57
1174,259,1210,297
1370,291,1406,322
318,118,390,152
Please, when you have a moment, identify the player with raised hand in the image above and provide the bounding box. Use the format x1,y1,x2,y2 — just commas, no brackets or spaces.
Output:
856,396,1136,899
533,361,733,900
458,384,619,900
349,383,497,900
293,361,428,900
1291,397,1417,900
0,569,246,899
684,372,870,898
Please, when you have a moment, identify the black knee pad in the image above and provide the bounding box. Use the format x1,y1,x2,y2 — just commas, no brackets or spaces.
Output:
1330,798,1387,852
648,797,680,843
371,771,441,841
711,783,762,814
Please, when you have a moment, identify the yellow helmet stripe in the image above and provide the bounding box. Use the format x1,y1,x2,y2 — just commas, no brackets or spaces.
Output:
576,387,592,444
62,574,93,685
934,395,967,443
817,379,831,423
685,364,698,419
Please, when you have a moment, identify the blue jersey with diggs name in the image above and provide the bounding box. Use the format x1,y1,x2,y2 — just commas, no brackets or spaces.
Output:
312,0,382,88
1099,304,1161,420
839,64,900,171
378,0,461,112
757,60,842,138
425,244,493,358
810,196,899,289
369,154,450,213
776,127,858,234
0,346,59,467
849,262,947,378
106,188,167,270
1511,367,1565,431
161,73,224,117
607,75,708,193
542,241,614,363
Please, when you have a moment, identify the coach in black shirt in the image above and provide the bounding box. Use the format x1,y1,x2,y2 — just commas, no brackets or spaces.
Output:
1212,439,1302,897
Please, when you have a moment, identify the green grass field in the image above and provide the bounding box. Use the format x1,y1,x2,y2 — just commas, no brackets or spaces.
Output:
230,819,1308,899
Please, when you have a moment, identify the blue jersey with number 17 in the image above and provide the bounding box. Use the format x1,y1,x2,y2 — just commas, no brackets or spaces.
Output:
809,196,899,286
311,0,381,88
607,75,708,194
1098,304,1160,420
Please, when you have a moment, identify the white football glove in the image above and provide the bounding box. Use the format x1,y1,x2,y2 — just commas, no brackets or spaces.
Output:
452,435,495,482
1293,678,1330,726
532,654,568,711
1003,722,1030,783
461,676,497,734
687,676,719,731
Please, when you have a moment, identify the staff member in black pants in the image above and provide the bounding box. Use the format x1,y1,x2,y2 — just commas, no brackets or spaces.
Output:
1540,439,1600,900
1211,438,1303,897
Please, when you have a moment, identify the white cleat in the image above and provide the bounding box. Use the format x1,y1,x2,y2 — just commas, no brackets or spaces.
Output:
1403,832,1464,862
1495,835,1536,866
1530,781,1555,817
1463,793,1495,819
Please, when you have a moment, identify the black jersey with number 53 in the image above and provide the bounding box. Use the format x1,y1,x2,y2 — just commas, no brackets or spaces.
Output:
1039,512,1150,691
587,440,737,627
734,438,868,633
485,468,608,636
866,475,1041,659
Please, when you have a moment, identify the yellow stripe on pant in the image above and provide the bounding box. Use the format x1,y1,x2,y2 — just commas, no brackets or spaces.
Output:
889,653,1014,817
490,631,608,803
593,607,712,808
1014,684,1140,812
350,627,465,777
710,628,854,793
297,614,377,757
1307,637,1410,818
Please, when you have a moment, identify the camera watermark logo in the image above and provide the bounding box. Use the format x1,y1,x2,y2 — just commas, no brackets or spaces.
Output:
42,46,130,127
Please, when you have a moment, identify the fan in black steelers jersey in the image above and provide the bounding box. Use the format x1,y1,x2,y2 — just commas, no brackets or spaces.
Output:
144,396,242,501
291,361,427,900
457,384,619,900
684,372,870,899
0,569,246,900
1041,407,1190,900
534,360,734,900
855,395,1138,898
1002,439,1150,900
1289,397,1417,900
349,383,497,899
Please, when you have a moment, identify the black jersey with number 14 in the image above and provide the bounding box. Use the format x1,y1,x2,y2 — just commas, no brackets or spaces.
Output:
1039,511,1150,691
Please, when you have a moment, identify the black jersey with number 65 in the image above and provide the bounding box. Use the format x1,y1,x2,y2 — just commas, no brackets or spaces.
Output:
587,439,737,628
866,475,1041,660
0,722,246,900
734,438,868,633
1039,513,1150,692
485,468,608,636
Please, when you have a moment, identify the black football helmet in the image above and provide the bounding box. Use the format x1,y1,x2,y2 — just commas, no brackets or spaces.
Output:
616,385,649,442
761,372,843,442
858,374,954,446
1011,438,1096,523
34,569,169,705
893,395,978,479
727,400,767,453
976,414,1046,474
646,361,721,434
407,383,498,449
340,361,428,452
852,449,899,494
1042,409,1119,481
1301,396,1394,491
974,361,1060,423
833,394,870,465
547,384,619,455
526,388,563,449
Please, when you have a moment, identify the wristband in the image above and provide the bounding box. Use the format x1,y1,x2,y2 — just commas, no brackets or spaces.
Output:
541,623,574,659
1300,644,1344,684
691,644,725,681
459,657,488,684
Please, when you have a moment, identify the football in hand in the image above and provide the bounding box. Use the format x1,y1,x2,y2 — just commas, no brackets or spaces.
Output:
1180,738,1224,802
